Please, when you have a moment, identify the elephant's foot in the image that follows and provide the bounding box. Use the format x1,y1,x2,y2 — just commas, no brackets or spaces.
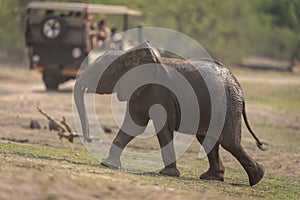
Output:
101,157,121,169
159,165,180,177
247,162,264,186
200,169,224,182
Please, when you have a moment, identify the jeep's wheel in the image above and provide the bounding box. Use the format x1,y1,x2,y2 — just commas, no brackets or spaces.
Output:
43,69,61,91
41,16,66,40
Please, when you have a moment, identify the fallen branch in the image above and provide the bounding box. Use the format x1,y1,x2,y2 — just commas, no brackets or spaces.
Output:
37,106,79,143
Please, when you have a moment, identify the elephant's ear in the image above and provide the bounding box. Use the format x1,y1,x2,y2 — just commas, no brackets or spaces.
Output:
116,41,162,101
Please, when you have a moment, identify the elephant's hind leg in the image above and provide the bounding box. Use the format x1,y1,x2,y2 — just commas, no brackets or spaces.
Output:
197,135,225,182
221,140,264,186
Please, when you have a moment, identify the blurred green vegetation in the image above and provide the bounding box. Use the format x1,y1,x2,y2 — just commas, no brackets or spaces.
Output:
0,0,299,64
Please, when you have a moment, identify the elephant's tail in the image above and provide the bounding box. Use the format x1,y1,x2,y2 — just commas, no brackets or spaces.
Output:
242,101,268,151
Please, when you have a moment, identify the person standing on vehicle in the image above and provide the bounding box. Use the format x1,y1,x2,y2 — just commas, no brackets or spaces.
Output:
87,15,97,48
97,19,111,42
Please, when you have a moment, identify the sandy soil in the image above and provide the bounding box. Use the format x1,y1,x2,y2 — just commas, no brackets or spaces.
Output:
0,63,299,199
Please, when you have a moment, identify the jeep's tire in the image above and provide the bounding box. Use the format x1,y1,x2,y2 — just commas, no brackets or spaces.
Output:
41,16,66,40
43,69,61,91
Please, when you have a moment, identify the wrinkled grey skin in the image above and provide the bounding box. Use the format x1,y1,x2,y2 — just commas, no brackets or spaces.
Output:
74,42,265,186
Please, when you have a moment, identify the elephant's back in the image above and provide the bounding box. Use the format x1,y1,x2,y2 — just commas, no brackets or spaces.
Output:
161,57,244,132
161,57,244,101
161,58,214,132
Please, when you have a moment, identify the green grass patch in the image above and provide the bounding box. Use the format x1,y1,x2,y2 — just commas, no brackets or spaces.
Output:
1,139,299,199
0,141,98,166
242,83,300,115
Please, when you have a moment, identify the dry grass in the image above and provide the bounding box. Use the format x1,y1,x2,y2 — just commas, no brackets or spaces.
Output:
0,65,299,199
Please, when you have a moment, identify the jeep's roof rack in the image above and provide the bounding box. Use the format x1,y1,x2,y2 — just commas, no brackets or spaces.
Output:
27,1,142,16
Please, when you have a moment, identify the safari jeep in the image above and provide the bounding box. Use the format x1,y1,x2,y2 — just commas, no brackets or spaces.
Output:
25,1,141,90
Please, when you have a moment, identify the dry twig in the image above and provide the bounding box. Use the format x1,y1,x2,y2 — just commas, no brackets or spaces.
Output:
37,106,79,143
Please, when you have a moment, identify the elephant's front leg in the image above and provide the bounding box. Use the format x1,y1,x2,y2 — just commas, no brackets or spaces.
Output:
101,129,134,169
156,126,180,177
102,108,148,169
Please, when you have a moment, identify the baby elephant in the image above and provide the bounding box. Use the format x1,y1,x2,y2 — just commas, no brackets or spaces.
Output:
74,42,267,186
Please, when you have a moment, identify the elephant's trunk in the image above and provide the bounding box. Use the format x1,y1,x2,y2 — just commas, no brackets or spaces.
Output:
73,79,92,143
